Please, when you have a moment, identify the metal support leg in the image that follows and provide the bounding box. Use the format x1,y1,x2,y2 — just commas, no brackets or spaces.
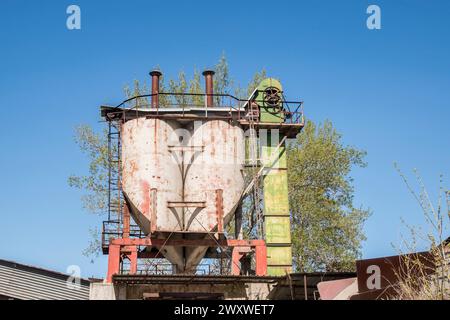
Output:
255,244,267,276
215,189,224,233
129,247,138,275
231,248,241,275
123,204,130,238
107,244,121,283
235,203,243,240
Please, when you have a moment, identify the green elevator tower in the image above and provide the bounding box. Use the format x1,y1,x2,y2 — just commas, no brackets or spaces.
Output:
254,78,293,276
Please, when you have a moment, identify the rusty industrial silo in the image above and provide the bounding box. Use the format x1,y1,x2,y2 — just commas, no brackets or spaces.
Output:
101,68,304,281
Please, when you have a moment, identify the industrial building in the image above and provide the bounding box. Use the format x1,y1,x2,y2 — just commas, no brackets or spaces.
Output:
88,69,448,300
2,68,445,300
90,69,312,299
0,259,90,300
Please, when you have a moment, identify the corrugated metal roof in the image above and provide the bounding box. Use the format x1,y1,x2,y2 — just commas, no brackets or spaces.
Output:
0,259,90,300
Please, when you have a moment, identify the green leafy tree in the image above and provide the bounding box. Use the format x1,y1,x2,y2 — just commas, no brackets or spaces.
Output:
169,71,188,106
189,68,203,106
246,69,267,97
124,79,149,107
68,125,111,259
68,125,109,214
213,52,232,105
287,120,370,272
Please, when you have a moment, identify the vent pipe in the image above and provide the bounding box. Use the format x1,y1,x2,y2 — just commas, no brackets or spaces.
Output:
149,70,162,108
202,70,215,107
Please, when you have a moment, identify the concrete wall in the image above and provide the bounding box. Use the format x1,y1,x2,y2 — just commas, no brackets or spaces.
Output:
89,283,117,300
90,281,274,300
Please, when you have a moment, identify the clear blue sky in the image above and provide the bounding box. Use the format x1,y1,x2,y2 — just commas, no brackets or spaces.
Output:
0,0,448,279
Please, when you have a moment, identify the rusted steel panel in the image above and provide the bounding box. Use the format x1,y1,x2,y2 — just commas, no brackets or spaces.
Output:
317,278,358,300
355,251,435,294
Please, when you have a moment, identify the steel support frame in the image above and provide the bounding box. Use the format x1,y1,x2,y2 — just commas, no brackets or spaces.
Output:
106,238,267,282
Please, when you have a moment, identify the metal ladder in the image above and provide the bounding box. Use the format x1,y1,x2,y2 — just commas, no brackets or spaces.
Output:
107,121,123,231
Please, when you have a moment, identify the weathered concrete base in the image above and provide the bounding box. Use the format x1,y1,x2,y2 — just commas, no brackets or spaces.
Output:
89,283,118,300
89,273,356,300
89,280,273,300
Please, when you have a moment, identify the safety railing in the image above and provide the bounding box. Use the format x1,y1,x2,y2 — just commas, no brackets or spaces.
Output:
100,91,305,257
118,260,232,276
101,220,144,254
104,92,304,126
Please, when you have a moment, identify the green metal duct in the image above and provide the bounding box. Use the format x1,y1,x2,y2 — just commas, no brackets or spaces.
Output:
255,78,292,276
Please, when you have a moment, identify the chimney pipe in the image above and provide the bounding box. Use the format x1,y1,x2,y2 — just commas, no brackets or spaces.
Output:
202,70,215,107
149,70,162,108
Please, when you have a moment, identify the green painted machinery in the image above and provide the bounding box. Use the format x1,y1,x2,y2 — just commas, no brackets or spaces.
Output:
247,78,293,276
253,78,285,123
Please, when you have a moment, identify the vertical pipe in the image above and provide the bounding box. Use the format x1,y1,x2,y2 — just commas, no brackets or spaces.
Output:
150,188,157,233
202,70,215,107
123,203,130,238
235,203,243,240
216,189,224,233
255,244,267,276
231,248,241,275
129,247,138,275
149,70,162,108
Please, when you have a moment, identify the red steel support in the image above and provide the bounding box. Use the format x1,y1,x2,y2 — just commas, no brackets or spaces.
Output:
129,247,138,275
231,248,241,275
106,244,121,283
123,204,130,238
255,244,267,276
106,238,267,282
110,238,265,247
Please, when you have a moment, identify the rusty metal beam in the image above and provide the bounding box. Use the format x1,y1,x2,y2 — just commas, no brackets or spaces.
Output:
122,203,130,238
105,238,268,283
167,201,206,208
106,245,121,283
110,238,265,247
